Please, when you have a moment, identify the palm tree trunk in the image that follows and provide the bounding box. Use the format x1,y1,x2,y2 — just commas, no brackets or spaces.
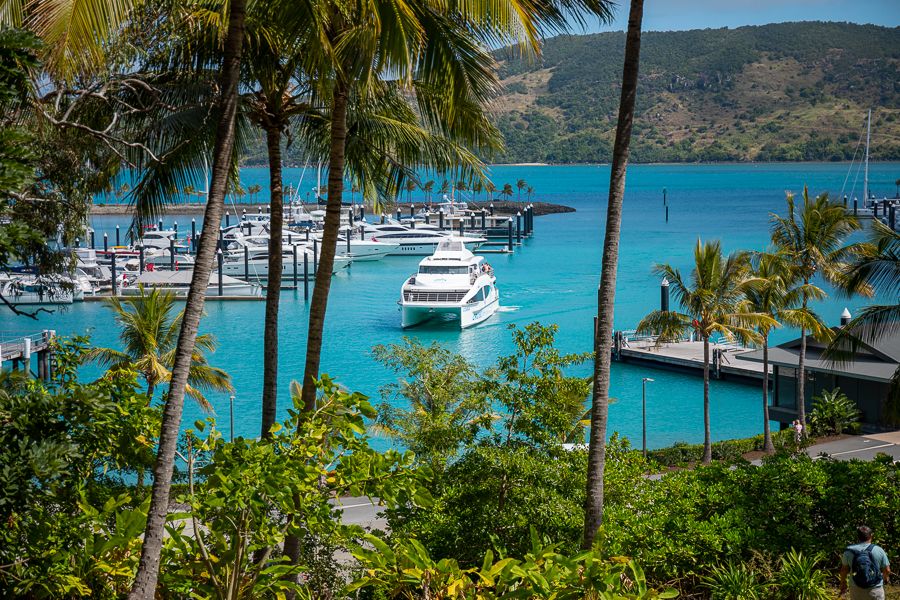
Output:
762,335,774,453
261,124,284,438
284,79,350,569
797,291,808,436
127,1,246,597
582,0,644,550
702,335,712,464
298,79,349,414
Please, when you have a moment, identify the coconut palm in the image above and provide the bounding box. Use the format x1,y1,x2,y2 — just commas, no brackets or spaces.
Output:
247,183,262,203
485,181,497,203
516,178,527,205
636,240,774,465
827,220,900,423
128,1,248,596
744,251,830,452
501,182,514,201
770,187,865,433
583,0,645,548
527,185,534,202
87,287,233,409
423,180,435,205
405,179,418,203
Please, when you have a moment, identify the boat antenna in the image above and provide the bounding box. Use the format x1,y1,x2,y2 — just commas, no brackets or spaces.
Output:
863,108,871,204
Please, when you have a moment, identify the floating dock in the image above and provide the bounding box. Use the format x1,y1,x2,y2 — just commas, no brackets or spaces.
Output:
0,331,55,379
612,333,770,383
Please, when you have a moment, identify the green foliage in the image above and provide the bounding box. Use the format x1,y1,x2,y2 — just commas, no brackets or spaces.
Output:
598,455,900,586
158,375,431,599
774,550,830,600
349,531,678,599
373,339,492,475
647,429,802,466
0,337,161,597
700,562,769,600
809,388,861,436
389,436,648,565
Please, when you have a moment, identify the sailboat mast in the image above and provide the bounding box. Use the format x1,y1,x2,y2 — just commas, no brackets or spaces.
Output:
863,109,871,204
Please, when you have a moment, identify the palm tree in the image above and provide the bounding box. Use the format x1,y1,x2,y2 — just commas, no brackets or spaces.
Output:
636,240,773,465
770,187,863,433
485,181,497,203
247,183,262,203
128,0,247,596
439,179,450,197
516,178,526,205
423,180,435,205
501,182,514,201
405,179,418,204
827,220,900,423
584,0,646,543
87,287,233,408
472,180,483,202
527,185,534,203
744,252,829,452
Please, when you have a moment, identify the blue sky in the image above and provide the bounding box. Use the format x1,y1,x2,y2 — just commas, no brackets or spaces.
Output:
577,0,900,33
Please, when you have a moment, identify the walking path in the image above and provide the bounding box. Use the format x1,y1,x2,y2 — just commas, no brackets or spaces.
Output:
804,431,900,462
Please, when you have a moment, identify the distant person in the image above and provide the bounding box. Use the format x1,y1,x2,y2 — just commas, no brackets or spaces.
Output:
840,525,891,599
792,419,803,443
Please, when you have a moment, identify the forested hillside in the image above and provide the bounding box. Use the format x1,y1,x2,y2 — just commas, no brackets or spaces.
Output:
492,22,900,163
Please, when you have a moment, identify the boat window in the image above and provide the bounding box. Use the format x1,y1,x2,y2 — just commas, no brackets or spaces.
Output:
419,265,469,274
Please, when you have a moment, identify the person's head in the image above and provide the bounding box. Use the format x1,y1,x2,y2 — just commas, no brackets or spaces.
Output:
857,526,874,543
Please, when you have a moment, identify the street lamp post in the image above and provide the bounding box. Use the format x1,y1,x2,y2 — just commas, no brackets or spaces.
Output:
642,378,654,458
229,394,235,442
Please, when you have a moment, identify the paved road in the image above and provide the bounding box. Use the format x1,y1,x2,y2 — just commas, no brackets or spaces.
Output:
806,431,900,462
329,497,387,531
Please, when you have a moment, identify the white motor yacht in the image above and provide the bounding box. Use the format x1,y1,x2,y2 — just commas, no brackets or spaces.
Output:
137,229,188,251
219,246,351,281
362,222,486,255
0,275,82,304
399,238,499,329
121,271,262,298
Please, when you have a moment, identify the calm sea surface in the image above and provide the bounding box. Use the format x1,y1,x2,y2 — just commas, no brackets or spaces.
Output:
3,162,897,449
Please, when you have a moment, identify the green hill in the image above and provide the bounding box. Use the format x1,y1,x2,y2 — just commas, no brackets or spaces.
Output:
492,21,900,163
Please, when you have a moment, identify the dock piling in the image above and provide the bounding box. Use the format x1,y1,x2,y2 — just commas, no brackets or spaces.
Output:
891,205,896,231
458,218,464,237
111,253,118,296
169,238,175,270
191,219,197,253
158,219,163,231
103,233,108,252
173,221,178,239
489,203,494,217
244,245,249,280
226,212,230,227
293,244,298,288
853,199,858,216
90,229,95,249
346,234,351,255
115,225,120,246
312,239,318,274
661,277,669,311
481,209,486,230
438,209,444,230
516,212,522,244
139,245,145,274
507,218,513,252
410,204,415,218
303,252,309,299
396,208,401,222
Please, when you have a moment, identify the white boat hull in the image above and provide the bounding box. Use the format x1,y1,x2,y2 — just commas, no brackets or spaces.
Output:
120,282,261,298
401,292,499,329
220,256,351,281
387,240,483,256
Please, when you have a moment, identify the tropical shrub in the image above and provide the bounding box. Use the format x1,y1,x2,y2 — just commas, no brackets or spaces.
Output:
349,530,679,600
647,429,801,466
0,337,161,597
774,550,830,600
700,562,769,600
809,388,861,436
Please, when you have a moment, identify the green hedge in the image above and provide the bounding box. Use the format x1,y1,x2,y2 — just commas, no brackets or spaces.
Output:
647,429,802,466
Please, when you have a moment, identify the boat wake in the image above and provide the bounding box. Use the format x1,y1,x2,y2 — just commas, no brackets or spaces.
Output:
497,305,520,312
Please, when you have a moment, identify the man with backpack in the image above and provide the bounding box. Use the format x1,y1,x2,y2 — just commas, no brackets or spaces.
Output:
840,525,891,599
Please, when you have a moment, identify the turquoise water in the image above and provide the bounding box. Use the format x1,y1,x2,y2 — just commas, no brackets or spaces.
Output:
3,162,897,449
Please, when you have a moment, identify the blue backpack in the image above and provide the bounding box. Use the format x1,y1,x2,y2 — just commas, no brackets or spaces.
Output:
849,544,882,588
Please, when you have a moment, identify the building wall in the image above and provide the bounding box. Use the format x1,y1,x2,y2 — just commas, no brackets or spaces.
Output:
773,367,891,429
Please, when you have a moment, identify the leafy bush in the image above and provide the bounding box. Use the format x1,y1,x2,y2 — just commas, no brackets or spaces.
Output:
350,530,679,599
775,550,830,600
809,388,860,436
648,429,800,467
701,562,768,600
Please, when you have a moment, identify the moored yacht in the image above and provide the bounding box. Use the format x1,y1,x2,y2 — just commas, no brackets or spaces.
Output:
363,222,486,255
399,238,499,329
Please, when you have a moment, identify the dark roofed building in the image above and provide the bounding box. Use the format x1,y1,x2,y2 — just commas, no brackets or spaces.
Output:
738,325,899,432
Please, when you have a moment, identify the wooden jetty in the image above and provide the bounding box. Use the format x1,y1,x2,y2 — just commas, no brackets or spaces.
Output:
612,331,769,383
0,330,56,380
